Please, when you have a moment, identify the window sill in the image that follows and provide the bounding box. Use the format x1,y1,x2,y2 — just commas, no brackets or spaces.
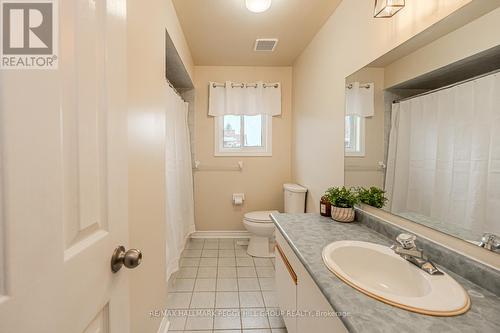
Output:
345,152,365,157
214,151,272,157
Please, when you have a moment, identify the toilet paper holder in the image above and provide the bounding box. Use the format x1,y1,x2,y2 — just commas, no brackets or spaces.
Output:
233,193,245,205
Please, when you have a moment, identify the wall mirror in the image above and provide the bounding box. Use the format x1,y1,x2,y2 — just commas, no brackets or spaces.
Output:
344,25,500,252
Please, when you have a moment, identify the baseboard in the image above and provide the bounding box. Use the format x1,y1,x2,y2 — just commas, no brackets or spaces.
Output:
190,230,251,238
157,316,169,333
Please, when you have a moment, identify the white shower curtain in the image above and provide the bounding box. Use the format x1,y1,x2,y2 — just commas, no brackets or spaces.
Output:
385,72,500,237
165,85,196,281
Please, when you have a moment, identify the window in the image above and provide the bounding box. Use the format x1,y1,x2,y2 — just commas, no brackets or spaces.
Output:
215,114,272,156
345,115,365,156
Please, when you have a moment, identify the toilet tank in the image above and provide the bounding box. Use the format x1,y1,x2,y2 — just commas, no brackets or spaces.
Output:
283,183,308,213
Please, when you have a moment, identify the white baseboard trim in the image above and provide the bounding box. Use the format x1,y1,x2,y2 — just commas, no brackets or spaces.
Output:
157,316,169,333
190,230,251,239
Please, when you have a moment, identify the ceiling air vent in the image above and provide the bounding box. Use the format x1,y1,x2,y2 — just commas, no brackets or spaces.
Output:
254,38,278,52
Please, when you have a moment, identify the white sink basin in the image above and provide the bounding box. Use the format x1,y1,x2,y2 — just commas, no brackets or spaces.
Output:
322,240,470,316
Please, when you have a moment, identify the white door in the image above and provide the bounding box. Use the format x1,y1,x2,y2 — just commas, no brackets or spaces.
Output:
0,1,131,332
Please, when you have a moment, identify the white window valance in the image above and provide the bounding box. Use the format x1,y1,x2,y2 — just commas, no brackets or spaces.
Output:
345,82,374,117
208,81,282,117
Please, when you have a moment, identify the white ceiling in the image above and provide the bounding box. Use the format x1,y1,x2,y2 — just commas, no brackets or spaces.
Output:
172,0,342,66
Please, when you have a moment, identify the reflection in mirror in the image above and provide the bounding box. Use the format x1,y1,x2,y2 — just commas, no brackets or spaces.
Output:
345,44,500,253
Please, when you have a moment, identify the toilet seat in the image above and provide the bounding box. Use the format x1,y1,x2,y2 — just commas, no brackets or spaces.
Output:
244,210,279,223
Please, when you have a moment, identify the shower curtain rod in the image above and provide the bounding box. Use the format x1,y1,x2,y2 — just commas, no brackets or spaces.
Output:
166,78,187,103
211,82,279,88
392,68,500,104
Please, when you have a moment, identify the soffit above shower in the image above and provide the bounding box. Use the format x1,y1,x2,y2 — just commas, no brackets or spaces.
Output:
389,45,500,92
172,0,341,66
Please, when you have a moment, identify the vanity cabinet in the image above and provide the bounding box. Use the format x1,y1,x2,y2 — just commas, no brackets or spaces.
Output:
275,241,297,333
275,231,348,333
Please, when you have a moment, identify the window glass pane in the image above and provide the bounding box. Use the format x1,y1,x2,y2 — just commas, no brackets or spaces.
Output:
353,115,361,151
345,116,352,149
345,115,362,153
243,115,262,147
223,115,241,148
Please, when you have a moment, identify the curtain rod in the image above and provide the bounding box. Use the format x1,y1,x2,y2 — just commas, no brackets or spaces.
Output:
392,68,500,104
346,83,371,89
211,82,279,88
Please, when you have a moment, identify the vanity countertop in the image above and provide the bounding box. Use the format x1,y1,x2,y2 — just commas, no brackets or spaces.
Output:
271,213,500,333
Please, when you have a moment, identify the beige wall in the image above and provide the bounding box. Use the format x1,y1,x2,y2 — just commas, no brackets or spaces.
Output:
127,1,193,332
291,0,500,213
193,66,292,231
345,68,385,189
384,6,500,88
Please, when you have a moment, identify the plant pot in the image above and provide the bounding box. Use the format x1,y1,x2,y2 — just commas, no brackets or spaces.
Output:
331,206,355,223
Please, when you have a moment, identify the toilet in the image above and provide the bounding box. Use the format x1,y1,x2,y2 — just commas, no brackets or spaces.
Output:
243,183,307,257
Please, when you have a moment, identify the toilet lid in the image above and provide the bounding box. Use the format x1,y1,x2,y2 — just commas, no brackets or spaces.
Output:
244,210,278,223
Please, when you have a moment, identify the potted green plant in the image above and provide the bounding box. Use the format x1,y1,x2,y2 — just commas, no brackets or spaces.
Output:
325,187,359,222
356,187,387,209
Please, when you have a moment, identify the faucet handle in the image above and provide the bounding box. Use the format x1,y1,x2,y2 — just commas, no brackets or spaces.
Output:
479,233,500,251
396,233,417,249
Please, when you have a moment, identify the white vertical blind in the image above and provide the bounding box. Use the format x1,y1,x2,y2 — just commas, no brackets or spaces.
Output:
385,72,500,237
165,85,196,281
208,81,281,116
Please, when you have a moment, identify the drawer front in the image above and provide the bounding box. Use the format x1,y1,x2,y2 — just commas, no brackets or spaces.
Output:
276,243,297,285
275,231,303,273
276,229,348,333
296,265,349,333
275,235,297,333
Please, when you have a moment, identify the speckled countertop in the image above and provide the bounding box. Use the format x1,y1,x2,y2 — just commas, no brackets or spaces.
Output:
271,213,500,333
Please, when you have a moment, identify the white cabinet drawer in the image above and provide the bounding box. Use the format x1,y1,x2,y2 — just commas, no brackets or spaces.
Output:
275,243,297,333
275,230,348,333
296,264,349,333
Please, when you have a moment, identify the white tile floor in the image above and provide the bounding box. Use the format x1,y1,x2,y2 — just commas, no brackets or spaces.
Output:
166,238,287,333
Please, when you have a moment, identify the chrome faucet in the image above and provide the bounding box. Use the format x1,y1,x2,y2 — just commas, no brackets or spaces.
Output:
391,233,443,275
478,233,500,252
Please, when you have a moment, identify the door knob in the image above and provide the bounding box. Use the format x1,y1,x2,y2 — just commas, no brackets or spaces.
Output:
111,246,143,273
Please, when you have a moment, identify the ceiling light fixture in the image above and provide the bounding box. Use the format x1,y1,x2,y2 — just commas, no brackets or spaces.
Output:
374,0,405,18
245,0,272,13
